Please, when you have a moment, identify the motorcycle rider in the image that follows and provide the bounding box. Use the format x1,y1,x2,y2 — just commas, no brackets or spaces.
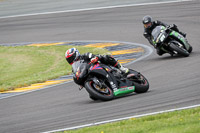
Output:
65,47,129,74
143,15,186,56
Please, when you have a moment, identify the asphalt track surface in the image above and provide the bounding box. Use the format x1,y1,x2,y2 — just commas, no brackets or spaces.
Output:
0,0,175,18
0,0,200,132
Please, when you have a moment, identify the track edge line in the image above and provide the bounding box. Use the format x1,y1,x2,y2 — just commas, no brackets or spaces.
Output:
43,104,200,133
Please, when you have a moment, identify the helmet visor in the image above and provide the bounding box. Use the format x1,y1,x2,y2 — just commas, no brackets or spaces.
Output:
144,22,152,28
66,53,76,65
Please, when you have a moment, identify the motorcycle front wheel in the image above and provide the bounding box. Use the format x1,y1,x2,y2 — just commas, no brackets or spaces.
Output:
169,42,190,57
85,79,114,101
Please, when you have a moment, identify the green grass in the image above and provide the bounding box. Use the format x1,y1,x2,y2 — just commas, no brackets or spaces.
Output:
0,45,110,91
60,107,200,133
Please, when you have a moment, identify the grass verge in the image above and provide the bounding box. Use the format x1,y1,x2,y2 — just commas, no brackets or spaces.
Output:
0,45,110,91
60,107,200,133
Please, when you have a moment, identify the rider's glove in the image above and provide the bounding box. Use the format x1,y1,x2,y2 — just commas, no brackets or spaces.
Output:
167,24,176,29
90,56,99,64
143,32,149,38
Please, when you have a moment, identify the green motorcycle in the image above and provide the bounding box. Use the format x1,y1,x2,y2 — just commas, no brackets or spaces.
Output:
151,25,192,57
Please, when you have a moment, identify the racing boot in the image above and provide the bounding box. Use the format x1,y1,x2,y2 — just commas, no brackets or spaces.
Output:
179,31,186,37
116,63,129,76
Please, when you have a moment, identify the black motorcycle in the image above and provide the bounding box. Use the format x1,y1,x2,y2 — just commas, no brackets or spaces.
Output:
72,60,149,101
151,25,192,57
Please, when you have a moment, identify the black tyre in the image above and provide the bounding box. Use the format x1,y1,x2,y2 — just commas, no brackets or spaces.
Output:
188,46,193,53
89,95,99,101
128,72,149,93
169,42,189,57
85,80,114,101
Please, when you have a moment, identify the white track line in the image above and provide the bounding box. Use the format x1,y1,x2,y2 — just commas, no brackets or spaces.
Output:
43,104,200,133
0,0,192,19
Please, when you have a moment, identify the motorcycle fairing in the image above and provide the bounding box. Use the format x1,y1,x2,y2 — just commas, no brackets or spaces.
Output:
88,64,119,91
114,86,135,96
72,60,90,85
89,63,103,71
151,26,168,45
169,31,190,50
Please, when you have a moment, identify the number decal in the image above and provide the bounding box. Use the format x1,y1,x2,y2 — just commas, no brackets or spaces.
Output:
160,35,166,42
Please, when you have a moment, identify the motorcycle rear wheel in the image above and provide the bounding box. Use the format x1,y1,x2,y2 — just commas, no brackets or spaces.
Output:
128,71,149,93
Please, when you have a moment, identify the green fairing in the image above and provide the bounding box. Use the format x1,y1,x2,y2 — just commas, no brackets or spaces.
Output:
153,40,156,45
114,86,135,96
169,31,190,50
161,26,166,30
170,31,185,43
170,31,179,37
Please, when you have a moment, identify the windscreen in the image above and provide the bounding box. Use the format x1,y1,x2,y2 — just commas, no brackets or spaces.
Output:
72,60,89,79
151,26,163,41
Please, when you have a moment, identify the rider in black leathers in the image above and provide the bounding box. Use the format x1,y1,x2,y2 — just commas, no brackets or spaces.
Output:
143,15,186,56
65,47,129,74
65,48,129,85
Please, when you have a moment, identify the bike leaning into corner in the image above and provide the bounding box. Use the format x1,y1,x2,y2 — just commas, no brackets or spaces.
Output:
151,25,192,57
72,60,149,101
142,15,192,57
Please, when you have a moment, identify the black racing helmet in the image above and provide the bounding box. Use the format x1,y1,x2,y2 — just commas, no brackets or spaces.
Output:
143,15,153,29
